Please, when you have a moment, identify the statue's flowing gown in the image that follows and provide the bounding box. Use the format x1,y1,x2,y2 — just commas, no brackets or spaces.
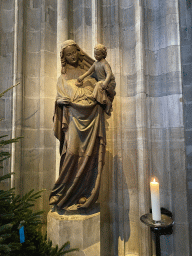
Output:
49,65,106,210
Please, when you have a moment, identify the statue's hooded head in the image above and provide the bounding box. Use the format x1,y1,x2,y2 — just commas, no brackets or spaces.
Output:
60,40,84,74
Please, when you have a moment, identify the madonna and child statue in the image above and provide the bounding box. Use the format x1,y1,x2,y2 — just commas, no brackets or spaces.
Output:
49,40,116,211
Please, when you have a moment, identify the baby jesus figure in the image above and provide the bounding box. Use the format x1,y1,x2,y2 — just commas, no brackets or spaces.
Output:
77,44,116,115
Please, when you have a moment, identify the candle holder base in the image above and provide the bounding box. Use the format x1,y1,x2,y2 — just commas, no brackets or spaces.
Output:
140,208,174,256
154,220,161,226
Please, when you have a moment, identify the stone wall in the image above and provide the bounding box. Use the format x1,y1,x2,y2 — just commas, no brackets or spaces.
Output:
144,0,190,255
0,0,191,255
0,0,15,190
20,0,57,215
100,0,190,255
0,0,58,216
179,0,192,253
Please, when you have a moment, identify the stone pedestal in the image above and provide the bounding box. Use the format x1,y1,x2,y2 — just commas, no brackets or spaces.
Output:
47,206,100,256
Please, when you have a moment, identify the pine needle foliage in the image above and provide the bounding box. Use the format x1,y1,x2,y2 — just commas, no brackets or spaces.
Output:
0,86,79,255
0,174,79,256
0,83,22,169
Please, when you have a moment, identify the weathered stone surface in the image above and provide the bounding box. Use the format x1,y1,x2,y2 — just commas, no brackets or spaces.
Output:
179,0,192,252
181,45,192,66
1,9,14,32
83,242,100,256
26,8,41,31
25,31,41,53
146,71,182,97
184,103,192,130
47,208,100,256
33,0,41,9
0,99,5,119
183,63,192,85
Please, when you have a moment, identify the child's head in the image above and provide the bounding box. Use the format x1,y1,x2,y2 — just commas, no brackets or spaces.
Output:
94,44,107,60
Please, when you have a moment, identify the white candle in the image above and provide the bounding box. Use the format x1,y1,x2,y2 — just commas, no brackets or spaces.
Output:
150,178,161,221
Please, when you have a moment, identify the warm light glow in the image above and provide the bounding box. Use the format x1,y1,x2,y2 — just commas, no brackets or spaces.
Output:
151,177,159,183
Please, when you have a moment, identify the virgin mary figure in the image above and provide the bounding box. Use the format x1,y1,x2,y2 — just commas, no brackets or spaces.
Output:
49,40,115,211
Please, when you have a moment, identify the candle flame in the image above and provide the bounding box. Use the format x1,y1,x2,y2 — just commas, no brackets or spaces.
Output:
151,177,159,183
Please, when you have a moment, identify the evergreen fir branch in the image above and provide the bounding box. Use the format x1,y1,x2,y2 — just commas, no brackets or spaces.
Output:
0,173,13,182
0,137,23,147
0,213,14,219
28,189,46,199
20,189,35,201
0,223,13,233
62,247,80,254
22,212,44,224
0,156,11,165
0,188,14,199
0,152,11,161
57,241,79,255
0,244,12,253
0,135,8,139
0,233,12,239
50,244,59,255
0,151,10,156
0,83,20,98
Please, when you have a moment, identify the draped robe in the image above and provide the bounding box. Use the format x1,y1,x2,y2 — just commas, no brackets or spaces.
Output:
49,65,106,210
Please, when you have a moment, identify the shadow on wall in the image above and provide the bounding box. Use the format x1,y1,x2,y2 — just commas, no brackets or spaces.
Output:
100,152,130,256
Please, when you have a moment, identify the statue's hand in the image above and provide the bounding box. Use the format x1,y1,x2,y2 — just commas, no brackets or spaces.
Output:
75,80,83,87
57,99,70,105
57,99,65,105
102,81,108,90
78,75,84,82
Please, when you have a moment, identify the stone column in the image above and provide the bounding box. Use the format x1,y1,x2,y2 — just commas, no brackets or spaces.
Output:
0,0,23,192
135,2,151,255
0,0,18,189
72,0,92,56
12,0,24,193
179,0,192,254
55,0,69,180
20,0,57,215
91,0,98,56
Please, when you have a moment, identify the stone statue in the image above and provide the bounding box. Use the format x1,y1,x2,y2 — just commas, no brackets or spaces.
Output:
49,40,116,211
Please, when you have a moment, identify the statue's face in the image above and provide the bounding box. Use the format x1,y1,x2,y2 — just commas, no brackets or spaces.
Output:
94,49,103,61
64,45,78,65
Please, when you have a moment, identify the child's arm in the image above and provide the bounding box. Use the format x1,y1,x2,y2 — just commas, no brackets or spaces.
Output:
102,61,112,88
78,64,95,82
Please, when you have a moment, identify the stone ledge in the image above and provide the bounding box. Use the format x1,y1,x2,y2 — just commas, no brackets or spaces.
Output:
47,207,100,256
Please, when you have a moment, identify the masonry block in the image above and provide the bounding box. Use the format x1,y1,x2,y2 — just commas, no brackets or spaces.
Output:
47,207,100,256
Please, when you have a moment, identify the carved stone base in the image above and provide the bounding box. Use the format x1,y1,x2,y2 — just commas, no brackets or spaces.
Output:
47,205,100,256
